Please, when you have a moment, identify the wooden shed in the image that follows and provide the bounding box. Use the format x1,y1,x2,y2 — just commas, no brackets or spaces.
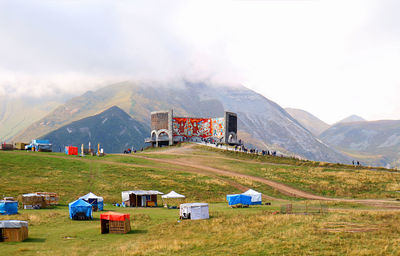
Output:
121,190,163,207
21,193,47,209
100,212,131,234
0,220,28,242
36,192,59,206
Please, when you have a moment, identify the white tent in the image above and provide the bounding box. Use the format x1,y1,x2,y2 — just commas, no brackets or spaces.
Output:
161,191,185,199
79,192,103,201
180,203,209,220
242,189,262,205
79,192,104,211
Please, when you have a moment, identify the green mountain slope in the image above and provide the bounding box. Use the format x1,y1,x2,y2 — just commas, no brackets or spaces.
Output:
40,106,149,153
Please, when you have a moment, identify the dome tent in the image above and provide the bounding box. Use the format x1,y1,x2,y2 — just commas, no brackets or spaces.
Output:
69,199,93,220
242,189,262,205
79,192,104,211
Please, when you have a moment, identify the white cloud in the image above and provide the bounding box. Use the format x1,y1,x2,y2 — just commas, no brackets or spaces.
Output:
0,0,399,122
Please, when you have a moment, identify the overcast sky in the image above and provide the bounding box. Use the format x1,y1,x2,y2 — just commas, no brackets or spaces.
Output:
0,0,399,124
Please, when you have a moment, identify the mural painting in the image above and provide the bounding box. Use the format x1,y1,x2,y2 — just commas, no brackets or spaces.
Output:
211,118,225,139
173,118,218,138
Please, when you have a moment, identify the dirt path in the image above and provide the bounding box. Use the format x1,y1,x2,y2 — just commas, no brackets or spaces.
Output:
3,148,399,207
134,145,400,207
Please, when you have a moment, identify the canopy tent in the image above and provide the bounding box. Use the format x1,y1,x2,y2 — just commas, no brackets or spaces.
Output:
161,191,185,199
100,212,131,234
162,191,185,208
0,200,18,215
226,194,252,206
122,190,164,207
79,192,104,211
242,189,262,205
0,220,28,242
180,203,209,220
69,199,93,220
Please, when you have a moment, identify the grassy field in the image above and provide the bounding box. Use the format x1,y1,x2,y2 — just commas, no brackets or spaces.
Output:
1,145,400,255
1,204,400,255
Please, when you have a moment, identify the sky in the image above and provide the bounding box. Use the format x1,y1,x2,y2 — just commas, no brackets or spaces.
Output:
0,0,399,124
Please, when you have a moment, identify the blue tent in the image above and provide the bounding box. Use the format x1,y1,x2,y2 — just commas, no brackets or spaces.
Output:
226,194,252,206
0,200,18,215
69,199,92,220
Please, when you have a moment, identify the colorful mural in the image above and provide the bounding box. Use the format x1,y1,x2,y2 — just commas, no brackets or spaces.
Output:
173,117,224,138
211,118,225,138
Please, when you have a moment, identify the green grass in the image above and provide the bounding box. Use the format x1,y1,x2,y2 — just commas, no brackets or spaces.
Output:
0,152,240,203
2,145,400,255
1,204,400,255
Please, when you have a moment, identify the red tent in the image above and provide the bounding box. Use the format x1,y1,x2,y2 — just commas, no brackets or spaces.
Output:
65,146,78,155
100,212,131,234
100,212,130,221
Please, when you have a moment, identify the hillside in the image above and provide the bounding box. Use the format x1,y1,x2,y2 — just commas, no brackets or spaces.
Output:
320,120,400,168
40,106,149,153
285,108,330,136
0,96,61,141
13,81,350,163
1,144,400,255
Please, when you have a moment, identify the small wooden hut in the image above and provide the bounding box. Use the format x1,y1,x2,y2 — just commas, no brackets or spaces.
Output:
21,193,47,209
0,220,28,242
121,190,163,207
36,192,59,206
100,212,131,234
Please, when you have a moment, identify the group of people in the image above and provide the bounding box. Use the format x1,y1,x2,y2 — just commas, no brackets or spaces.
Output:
352,160,362,166
123,148,144,154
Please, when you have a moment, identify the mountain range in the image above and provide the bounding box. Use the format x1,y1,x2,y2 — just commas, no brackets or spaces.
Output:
5,80,399,167
320,120,400,168
10,81,349,163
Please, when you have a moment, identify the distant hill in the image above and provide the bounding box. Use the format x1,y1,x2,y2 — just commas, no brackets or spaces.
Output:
40,106,148,153
14,81,350,163
336,115,366,124
285,108,330,136
320,120,400,168
0,96,61,141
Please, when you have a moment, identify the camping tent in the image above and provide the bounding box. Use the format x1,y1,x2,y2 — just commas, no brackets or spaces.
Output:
242,189,262,205
0,200,18,215
0,220,28,242
100,212,131,234
79,192,104,211
180,203,209,220
69,199,93,220
65,146,78,155
226,194,252,206
161,191,185,199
